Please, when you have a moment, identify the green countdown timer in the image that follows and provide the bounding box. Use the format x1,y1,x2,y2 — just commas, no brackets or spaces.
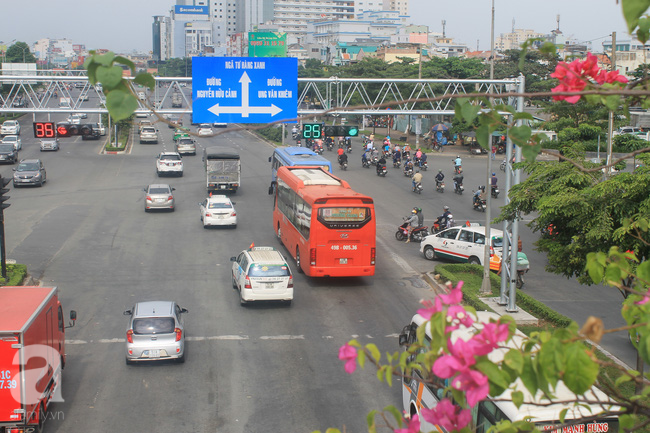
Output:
302,123,322,139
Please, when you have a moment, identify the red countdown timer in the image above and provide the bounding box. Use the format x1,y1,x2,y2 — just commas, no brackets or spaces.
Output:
33,122,56,138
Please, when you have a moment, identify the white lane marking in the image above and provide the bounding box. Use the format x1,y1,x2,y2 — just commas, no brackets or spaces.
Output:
376,235,417,275
66,334,398,345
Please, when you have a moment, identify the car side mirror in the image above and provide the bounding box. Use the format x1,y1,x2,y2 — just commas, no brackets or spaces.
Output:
12,168,16,171
123,310,132,316
230,257,236,261
172,187,176,191
180,308,188,314
66,310,77,328
143,187,147,191
268,156,272,162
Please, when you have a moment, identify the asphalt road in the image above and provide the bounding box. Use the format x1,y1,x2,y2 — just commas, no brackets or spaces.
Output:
0,109,638,432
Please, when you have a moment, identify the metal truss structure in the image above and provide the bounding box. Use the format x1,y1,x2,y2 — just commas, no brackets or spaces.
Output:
0,73,526,310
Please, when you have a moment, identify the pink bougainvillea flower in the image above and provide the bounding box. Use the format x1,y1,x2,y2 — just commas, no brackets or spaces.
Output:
635,289,650,306
417,297,443,319
470,321,510,356
338,343,358,374
395,414,421,433
421,398,472,431
433,338,477,378
440,281,464,305
452,369,490,407
445,305,474,332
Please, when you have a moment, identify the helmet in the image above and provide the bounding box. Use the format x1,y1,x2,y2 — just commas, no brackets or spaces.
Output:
456,155,460,158
416,169,420,173
416,207,422,213
480,185,485,191
443,205,449,210
492,172,496,176
412,209,417,214
438,169,442,173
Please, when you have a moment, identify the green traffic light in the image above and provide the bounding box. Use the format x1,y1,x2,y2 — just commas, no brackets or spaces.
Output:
347,126,359,137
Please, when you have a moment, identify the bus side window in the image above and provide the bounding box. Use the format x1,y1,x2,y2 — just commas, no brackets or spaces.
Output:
475,400,509,433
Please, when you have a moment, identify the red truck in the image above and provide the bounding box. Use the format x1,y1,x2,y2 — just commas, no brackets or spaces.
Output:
0,286,76,433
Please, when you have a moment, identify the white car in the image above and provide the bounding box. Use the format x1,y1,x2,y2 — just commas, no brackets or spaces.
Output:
197,124,213,136
1,120,20,136
156,152,183,176
73,112,88,119
1,135,21,151
67,114,81,125
199,195,237,228
40,138,60,151
230,246,293,305
420,224,503,266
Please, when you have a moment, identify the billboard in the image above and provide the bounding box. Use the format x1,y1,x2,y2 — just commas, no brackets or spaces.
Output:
248,32,287,57
174,5,208,15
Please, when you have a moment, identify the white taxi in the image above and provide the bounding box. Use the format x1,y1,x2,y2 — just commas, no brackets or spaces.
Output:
156,152,183,176
197,124,213,136
230,246,293,306
420,224,503,267
199,195,237,228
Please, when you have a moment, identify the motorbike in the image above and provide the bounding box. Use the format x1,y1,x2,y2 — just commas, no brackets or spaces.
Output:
431,216,455,234
339,160,348,170
500,158,507,172
370,155,379,166
416,159,428,171
291,130,299,140
395,222,429,242
472,193,487,212
516,252,530,289
433,142,442,152
362,156,371,168
413,182,423,194
313,144,324,155
295,138,302,147
454,181,464,195
403,165,414,177
491,185,500,198
393,158,401,168
454,164,462,175
376,164,387,177
436,181,445,193
326,138,334,152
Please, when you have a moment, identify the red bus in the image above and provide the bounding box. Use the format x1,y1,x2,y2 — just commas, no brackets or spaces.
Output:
271,166,376,277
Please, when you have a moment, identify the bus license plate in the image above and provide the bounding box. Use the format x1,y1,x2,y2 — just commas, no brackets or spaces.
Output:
340,258,348,264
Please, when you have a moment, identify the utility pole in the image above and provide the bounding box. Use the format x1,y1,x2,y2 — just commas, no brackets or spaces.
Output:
0,175,11,280
480,0,496,295
606,32,616,178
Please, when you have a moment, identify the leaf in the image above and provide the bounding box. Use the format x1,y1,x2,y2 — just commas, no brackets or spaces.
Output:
519,355,538,395
365,343,381,362
509,125,532,146
622,0,650,33
96,65,124,90
603,94,621,111
357,349,366,369
134,72,156,90
86,62,99,85
537,337,563,386
615,374,633,387
383,405,404,428
114,55,136,74
511,390,524,408
619,414,637,432
504,348,524,374
559,408,568,423
637,260,650,285
105,89,138,121
93,51,115,67
512,112,534,121
637,17,650,44
476,124,490,149
385,366,393,387
366,410,378,432
585,253,605,284
604,263,623,284
461,101,481,125
475,360,509,389
563,343,598,394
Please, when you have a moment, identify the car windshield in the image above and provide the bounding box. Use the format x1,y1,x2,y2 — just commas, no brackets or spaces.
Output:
248,264,290,277
17,162,39,171
178,138,193,144
208,202,232,209
200,125,211,129
3,137,16,142
132,317,175,335
0,144,13,152
149,187,170,194
161,154,181,161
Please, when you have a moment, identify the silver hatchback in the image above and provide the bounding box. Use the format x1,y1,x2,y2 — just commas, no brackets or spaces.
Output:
124,301,188,364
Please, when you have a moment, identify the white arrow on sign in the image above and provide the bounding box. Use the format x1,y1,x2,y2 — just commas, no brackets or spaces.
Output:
207,71,283,118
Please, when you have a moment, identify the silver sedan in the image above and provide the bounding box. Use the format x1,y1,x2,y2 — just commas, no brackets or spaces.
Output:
144,184,175,212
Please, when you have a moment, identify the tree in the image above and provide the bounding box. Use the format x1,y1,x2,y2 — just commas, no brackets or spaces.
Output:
5,42,36,63
496,144,650,294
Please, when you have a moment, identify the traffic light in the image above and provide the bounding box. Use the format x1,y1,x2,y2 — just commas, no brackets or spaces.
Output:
56,123,96,138
0,175,10,210
323,125,359,137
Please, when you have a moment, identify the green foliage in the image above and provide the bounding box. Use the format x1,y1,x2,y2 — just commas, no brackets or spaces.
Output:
557,127,580,142
577,123,603,140
5,42,36,63
1,264,28,286
614,134,648,152
156,58,192,77
257,125,283,143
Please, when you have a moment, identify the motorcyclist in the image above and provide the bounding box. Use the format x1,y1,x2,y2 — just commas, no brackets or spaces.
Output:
491,172,498,190
454,155,462,173
392,149,402,165
436,205,452,229
366,139,374,152
291,125,298,137
412,169,423,190
453,173,464,191
473,186,486,207
337,147,345,157
415,148,423,162
371,147,380,163
435,169,445,188
404,208,419,243
416,207,424,227
377,155,387,174
404,158,414,174
403,144,412,159
362,149,370,166
419,152,428,167
338,151,348,166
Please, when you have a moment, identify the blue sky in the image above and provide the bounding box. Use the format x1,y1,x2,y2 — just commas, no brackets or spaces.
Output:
0,0,632,53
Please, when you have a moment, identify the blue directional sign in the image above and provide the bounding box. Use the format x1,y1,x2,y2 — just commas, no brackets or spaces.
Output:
192,57,298,124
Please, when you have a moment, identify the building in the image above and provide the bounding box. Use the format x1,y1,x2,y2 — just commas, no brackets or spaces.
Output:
495,29,546,51
273,0,356,44
308,10,405,47
602,37,650,76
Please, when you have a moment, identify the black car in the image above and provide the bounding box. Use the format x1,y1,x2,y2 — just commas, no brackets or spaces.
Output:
81,128,101,140
0,144,18,164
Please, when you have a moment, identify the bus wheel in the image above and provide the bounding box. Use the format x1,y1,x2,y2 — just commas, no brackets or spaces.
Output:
296,248,304,273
